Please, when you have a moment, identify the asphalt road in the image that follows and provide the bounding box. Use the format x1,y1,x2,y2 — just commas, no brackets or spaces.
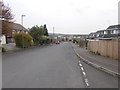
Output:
3,42,85,88
2,42,118,88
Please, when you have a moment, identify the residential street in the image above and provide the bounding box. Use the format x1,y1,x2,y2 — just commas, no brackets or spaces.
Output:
2,42,118,88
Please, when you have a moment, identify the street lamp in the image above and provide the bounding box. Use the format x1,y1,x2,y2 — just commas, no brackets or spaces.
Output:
21,15,26,48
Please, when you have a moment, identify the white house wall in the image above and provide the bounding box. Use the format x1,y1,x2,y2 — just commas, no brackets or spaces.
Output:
0,35,6,44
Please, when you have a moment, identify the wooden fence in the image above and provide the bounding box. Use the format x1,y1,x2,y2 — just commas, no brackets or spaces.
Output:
88,38,120,60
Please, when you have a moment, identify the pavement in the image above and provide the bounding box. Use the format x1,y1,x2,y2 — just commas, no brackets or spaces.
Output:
2,43,20,52
71,42,119,77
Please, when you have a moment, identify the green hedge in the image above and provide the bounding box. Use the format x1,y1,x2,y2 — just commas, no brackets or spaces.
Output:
13,32,33,48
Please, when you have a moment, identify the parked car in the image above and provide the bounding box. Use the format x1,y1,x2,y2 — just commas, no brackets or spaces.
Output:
55,41,60,44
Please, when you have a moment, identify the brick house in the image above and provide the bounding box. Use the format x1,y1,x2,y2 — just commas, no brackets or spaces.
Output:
1,20,28,44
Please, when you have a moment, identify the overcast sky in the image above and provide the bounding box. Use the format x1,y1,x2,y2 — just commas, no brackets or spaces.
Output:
3,0,119,34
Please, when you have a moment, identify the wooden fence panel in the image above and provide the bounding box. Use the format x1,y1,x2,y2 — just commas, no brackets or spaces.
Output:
88,39,119,60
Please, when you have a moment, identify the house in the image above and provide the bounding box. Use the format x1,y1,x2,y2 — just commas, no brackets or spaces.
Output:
88,32,96,39
1,20,28,44
88,25,120,39
73,34,88,40
96,25,120,38
66,35,73,40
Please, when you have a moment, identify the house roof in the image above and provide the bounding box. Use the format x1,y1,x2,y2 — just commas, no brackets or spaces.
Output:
107,25,120,29
73,34,88,36
12,23,28,31
89,32,96,34
1,20,28,37
1,20,28,31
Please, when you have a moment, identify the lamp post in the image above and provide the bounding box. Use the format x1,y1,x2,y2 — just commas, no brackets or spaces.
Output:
53,27,54,43
21,15,26,48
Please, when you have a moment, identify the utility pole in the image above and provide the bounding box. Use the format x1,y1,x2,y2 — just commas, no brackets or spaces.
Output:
21,15,26,48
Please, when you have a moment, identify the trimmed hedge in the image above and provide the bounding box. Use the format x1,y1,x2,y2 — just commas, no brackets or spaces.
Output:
13,32,33,48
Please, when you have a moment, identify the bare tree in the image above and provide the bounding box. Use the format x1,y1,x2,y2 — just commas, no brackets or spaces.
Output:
0,1,14,43
0,1,14,21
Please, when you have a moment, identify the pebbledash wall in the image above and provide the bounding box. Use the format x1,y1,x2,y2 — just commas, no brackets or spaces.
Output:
88,38,120,60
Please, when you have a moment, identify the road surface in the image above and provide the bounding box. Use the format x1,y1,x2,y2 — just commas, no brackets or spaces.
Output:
2,42,118,88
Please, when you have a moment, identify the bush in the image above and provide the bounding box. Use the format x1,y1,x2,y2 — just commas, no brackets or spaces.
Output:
39,35,51,45
78,40,88,47
13,32,33,48
2,47,6,52
73,39,77,43
90,51,101,55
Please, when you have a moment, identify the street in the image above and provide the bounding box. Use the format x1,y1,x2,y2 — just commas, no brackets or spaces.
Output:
2,42,118,88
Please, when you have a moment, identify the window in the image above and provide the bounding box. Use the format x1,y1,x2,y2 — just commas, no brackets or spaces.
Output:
113,30,117,34
118,30,120,34
111,30,114,34
111,30,117,34
96,33,99,37
104,31,107,34
100,31,104,34
74,36,76,38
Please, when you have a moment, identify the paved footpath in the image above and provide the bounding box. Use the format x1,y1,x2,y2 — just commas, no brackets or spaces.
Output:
71,42,119,77
2,43,20,52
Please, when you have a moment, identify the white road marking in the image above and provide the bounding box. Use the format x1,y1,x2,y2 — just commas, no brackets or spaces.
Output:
81,67,84,71
82,72,86,77
73,45,90,87
79,64,82,67
85,78,90,87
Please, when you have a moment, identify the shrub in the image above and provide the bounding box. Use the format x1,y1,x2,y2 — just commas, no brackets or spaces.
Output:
39,35,51,45
73,39,77,43
78,40,88,47
13,32,33,48
2,47,6,52
90,51,101,55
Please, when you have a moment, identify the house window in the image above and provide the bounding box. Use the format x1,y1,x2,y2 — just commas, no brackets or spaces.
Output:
111,30,117,34
104,31,107,34
113,30,117,34
118,30,120,34
74,36,76,38
101,31,104,34
96,34,99,37
26,32,28,34
18,31,21,33
111,30,114,34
